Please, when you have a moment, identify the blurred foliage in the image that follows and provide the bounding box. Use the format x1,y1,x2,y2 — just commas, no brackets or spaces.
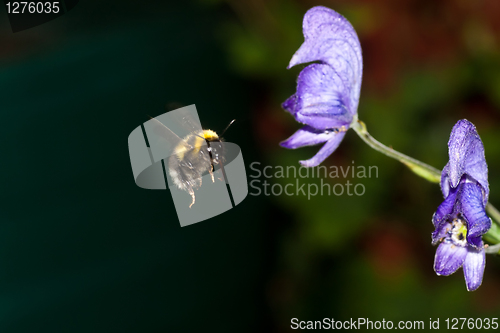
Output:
204,0,500,331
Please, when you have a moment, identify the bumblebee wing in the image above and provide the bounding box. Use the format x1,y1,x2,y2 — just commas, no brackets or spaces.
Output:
168,109,205,138
148,116,193,151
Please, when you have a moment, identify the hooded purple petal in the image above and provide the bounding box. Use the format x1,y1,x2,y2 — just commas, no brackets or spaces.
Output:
460,182,492,246
280,125,339,149
284,63,352,130
434,242,468,276
299,131,347,167
288,6,362,115
443,119,488,202
282,6,363,166
463,248,485,291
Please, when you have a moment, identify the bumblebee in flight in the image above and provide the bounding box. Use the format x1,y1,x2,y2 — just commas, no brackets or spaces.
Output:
150,114,234,208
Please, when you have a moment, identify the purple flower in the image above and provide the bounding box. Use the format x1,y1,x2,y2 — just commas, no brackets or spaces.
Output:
432,119,491,291
280,6,363,167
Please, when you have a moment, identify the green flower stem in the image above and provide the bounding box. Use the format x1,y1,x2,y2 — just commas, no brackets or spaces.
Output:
484,205,500,249
351,118,441,183
485,202,500,229
485,242,500,255
351,118,500,245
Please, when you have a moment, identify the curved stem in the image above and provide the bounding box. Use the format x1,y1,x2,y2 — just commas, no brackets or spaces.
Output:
351,118,500,244
485,243,500,254
351,119,441,183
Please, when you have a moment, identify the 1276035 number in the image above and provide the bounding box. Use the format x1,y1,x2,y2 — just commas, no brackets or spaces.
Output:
445,318,498,330
5,2,60,14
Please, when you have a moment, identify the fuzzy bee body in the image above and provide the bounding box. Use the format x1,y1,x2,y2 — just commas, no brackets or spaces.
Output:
149,112,232,208
168,129,223,207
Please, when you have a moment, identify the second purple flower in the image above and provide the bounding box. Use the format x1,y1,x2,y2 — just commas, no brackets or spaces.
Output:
432,119,491,291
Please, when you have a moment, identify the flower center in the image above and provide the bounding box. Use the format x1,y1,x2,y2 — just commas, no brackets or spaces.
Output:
450,218,468,246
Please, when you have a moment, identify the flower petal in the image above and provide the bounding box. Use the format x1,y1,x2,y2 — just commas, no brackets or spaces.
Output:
446,119,488,202
432,185,458,229
431,222,451,245
288,6,362,116
440,163,450,198
434,242,467,276
460,182,491,246
299,131,347,167
463,247,485,291
280,125,338,149
282,94,297,115
285,63,352,130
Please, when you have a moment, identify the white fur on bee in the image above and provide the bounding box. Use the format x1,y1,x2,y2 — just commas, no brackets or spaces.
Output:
168,167,184,189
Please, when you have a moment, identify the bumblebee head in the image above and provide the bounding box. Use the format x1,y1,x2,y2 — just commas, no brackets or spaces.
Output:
202,129,219,142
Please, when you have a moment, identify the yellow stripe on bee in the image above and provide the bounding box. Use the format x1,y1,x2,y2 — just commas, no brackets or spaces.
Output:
191,136,205,155
173,130,219,160
173,144,187,160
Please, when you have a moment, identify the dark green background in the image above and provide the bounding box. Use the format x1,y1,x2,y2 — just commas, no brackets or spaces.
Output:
1,0,500,332
0,1,266,332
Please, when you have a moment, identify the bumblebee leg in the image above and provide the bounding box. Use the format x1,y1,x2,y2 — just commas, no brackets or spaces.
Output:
209,165,215,183
188,190,196,208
